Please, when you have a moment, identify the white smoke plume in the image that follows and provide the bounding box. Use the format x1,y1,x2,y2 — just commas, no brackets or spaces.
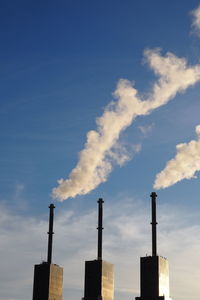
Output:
53,49,200,201
191,5,200,35
154,125,200,189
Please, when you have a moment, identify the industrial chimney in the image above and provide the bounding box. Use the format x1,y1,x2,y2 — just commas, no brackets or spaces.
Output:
135,193,172,300
32,204,63,300
82,199,114,300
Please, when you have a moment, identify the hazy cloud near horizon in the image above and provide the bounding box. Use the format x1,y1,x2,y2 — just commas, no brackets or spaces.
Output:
0,198,200,300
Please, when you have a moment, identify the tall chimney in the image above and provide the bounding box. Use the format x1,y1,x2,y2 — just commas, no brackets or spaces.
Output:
32,203,63,300
47,203,55,264
97,198,104,260
135,193,172,300
150,192,157,257
83,198,114,300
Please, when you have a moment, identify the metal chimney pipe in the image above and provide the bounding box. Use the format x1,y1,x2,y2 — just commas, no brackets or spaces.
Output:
97,198,104,260
150,192,157,257
47,203,55,264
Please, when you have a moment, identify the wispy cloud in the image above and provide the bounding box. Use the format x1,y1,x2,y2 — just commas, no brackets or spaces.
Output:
1,198,200,300
154,125,200,189
138,123,154,136
53,49,200,201
191,5,200,36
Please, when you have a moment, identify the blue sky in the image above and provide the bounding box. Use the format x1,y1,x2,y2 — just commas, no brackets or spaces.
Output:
1,1,200,300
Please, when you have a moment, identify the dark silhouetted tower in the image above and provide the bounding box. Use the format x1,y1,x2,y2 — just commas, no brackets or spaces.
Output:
82,199,114,300
32,204,63,300
136,193,172,300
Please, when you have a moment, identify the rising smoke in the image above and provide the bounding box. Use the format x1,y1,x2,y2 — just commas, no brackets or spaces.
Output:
154,125,200,189
52,49,200,201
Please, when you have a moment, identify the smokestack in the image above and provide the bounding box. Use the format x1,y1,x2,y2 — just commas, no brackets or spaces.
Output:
83,198,114,300
32,203,63,300
97,198,104,260
47,203,55,264
150,192,157,257
135,193,172,300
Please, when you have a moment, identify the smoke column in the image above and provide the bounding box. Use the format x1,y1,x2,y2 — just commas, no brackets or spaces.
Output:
154,125,200,189
53,49,200,201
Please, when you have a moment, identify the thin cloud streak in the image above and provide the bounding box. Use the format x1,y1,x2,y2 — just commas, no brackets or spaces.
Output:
191,4,200,35
154,125,200,189
53,49,200,201
138,123,154,136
